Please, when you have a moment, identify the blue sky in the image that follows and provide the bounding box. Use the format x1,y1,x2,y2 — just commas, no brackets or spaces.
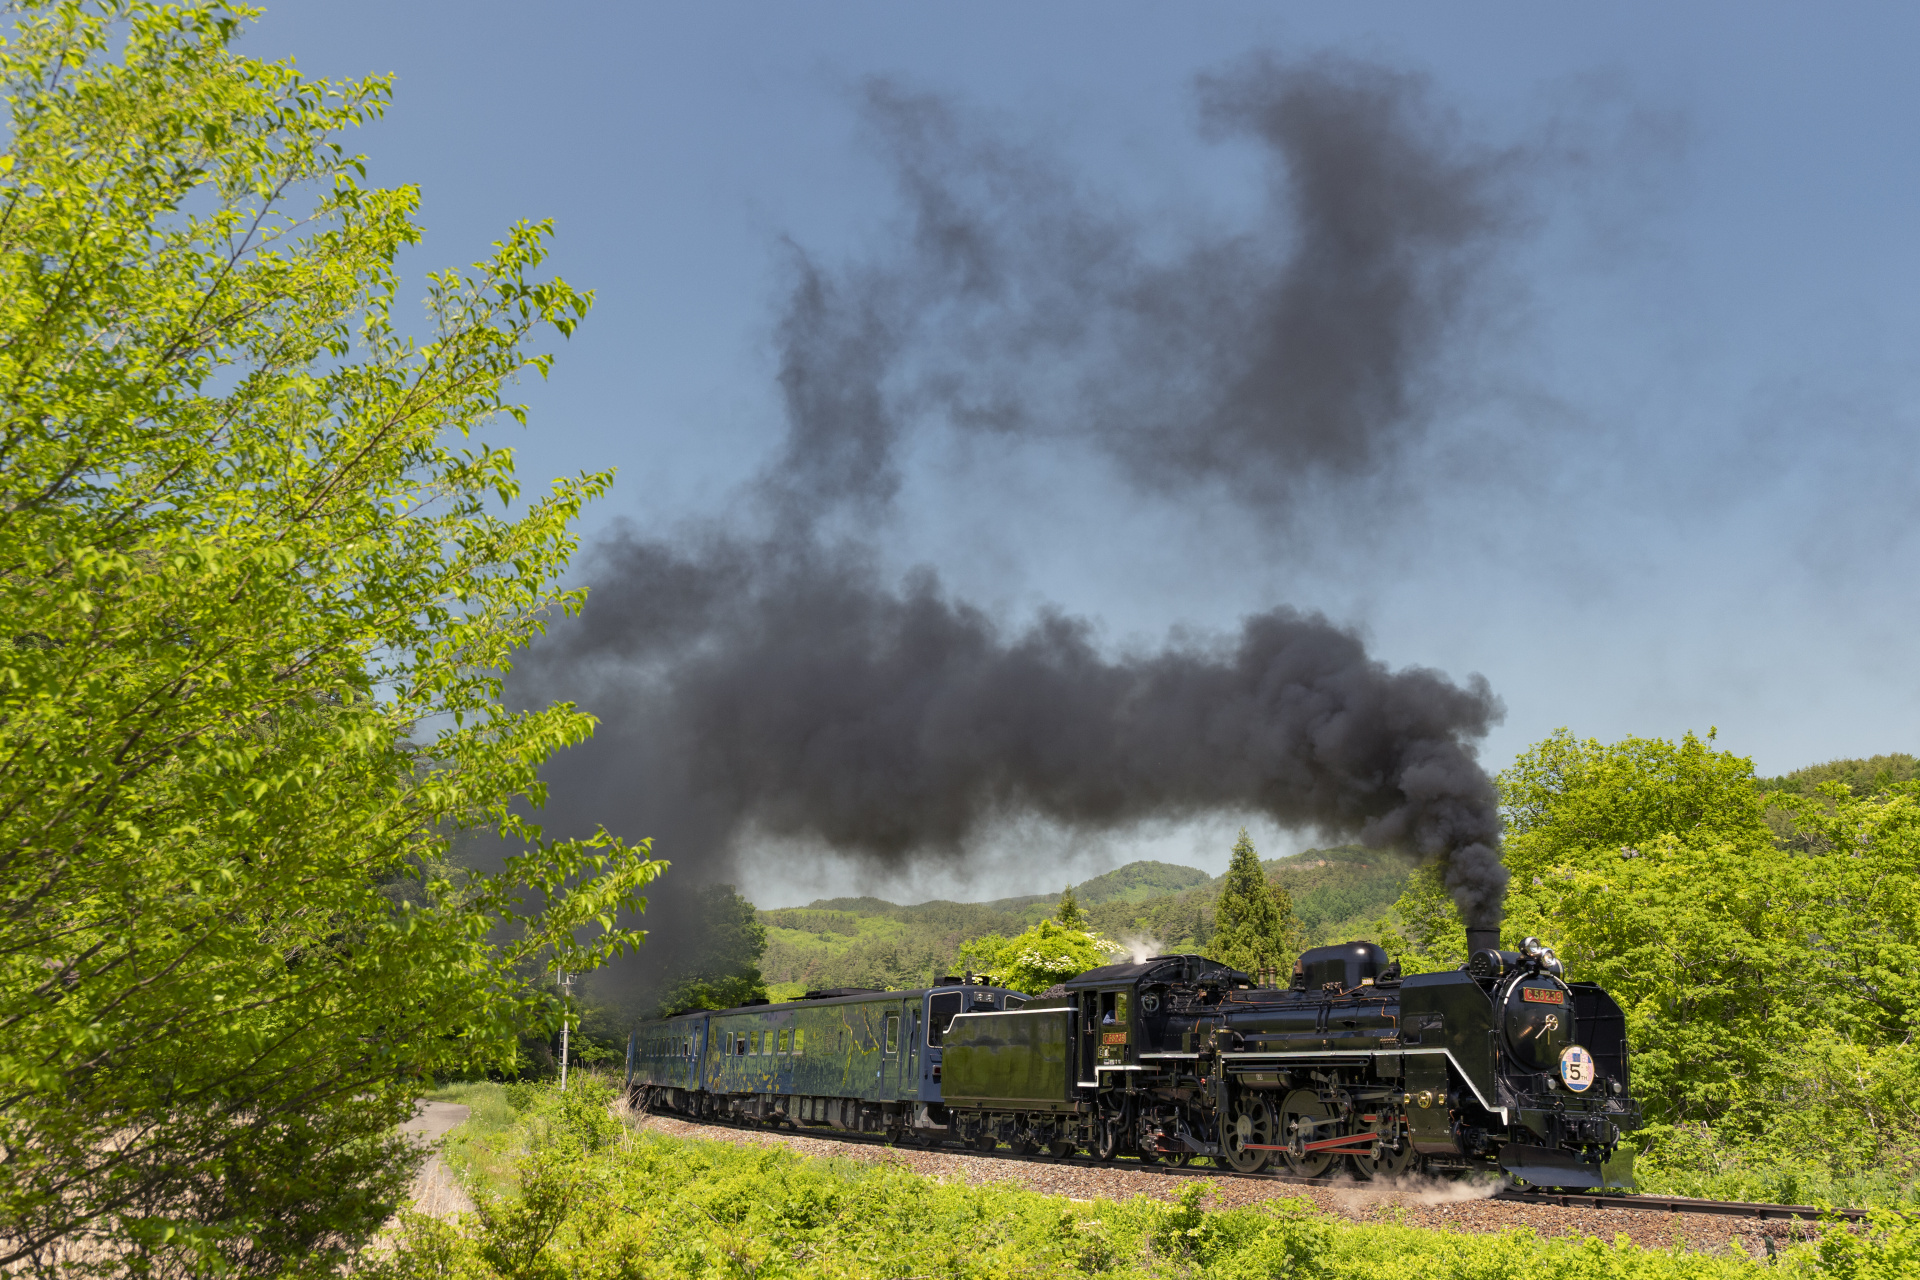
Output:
255,3,1920,900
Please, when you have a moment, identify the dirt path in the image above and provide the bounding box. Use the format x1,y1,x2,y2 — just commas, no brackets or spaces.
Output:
402,1100,474,1218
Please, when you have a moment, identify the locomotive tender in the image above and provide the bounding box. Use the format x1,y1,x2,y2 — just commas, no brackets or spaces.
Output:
628,934,1640,1188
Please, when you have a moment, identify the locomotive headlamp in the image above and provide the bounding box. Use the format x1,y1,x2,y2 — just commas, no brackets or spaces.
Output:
1521,937,1544,958
1540,948,1565,977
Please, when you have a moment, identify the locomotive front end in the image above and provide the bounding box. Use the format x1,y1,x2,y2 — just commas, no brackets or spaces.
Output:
1468,934,1642,1187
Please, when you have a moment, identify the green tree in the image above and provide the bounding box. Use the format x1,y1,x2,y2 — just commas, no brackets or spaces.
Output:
649,884,771,1016
1209,830,1297,977
961,919,1123,994
1054,883,1086,927
0,4,657,1272
1408,730,1920,1186
1758,752,1920,798
1379,728,1772,971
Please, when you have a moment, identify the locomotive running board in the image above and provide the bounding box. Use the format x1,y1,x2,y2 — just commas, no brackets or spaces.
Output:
1221,1047,1509,1123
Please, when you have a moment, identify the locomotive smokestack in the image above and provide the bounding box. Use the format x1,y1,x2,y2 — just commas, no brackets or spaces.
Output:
1465,923,1501,957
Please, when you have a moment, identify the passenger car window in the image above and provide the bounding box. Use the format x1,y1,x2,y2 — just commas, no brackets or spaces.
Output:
778,1028,790,1054
793,1029,805,1055
885,1014,899,1054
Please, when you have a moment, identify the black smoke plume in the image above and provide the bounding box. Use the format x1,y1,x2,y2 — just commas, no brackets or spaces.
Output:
518,55,1529,1006
767,56,1526,520
519,539,1507,925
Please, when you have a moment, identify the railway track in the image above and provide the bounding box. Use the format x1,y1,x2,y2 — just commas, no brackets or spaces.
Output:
642,1108,1873,1224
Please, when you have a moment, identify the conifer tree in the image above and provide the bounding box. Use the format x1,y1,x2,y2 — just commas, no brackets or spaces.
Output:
1055,883,1086,927
1211,829,1298,978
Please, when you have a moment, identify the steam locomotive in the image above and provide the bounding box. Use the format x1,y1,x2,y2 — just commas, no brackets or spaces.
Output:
627,934,1640,1188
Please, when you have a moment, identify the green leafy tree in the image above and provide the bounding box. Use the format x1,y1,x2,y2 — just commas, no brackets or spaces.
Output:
961,919,1123,994
1209,830,1297,976
0,4,658,1272
1758,752,1920,798
648,884,770,1016
1054,884,1086,927
1409,730,1920,1188
1086,883,1216,954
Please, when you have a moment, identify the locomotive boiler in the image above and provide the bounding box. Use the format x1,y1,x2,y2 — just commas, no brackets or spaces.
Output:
629,933,1640,1188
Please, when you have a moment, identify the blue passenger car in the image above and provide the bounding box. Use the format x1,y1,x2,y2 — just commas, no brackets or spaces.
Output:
629,980,1025,1137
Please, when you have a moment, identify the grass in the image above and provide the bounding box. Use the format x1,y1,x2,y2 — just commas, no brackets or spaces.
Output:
377,1079,1920,1279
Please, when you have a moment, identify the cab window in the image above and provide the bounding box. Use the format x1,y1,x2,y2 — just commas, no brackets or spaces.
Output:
1004,996,1027,1009
927,992,962,1046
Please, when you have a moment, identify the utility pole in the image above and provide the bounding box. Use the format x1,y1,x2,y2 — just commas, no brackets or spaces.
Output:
559,971,573,1091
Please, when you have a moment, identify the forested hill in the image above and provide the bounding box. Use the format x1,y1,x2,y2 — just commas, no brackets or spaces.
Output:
1756,752,1920,797
757,846,1415,993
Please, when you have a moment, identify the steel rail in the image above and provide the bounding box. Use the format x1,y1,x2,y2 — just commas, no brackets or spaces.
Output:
639,1106,1874,1224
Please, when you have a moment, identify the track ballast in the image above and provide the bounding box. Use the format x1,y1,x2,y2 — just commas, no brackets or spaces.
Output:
640,1107,1871,1224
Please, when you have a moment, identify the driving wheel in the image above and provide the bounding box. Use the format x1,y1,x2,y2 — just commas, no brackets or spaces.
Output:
1351,1119,1422,1180
1277,1089,1336,1178
1221,1094,1275,1173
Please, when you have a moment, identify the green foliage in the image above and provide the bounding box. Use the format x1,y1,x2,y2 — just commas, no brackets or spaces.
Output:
759,897,1043,990
1380,728,1920,1203
1210,830,1299,977
1272,847,1419,946
382,1091,1896,1278
1812,1209,1920,1280
1056,884,1087,927
0,4,659,1271
759,852,1409,992
1084,883,1218,955
1064,859,1213,905
1500,728,1772,881
630,883,769,1018
757,908,864,936
1759,753,1920,798
961,919,1125,994
1635,1118,1919,1211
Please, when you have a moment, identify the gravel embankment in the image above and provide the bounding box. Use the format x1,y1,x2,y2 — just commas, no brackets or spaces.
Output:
636,1115,1808,1257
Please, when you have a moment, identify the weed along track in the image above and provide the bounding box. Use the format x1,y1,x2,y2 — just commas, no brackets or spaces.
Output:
633,1108,1863,1257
